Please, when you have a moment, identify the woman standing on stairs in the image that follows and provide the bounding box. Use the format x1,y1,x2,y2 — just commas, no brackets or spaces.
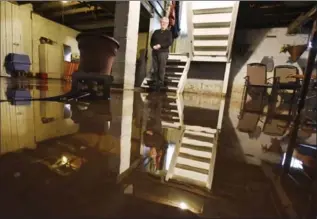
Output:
150,17,173,91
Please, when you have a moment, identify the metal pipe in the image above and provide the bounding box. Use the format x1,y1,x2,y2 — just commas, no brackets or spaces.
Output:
284,19,317,173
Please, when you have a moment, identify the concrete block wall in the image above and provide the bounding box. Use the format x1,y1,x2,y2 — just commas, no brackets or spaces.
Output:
113,1,141,89
228,27,309,102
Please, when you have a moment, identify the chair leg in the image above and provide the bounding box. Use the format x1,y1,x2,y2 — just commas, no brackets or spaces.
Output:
238,81,249,119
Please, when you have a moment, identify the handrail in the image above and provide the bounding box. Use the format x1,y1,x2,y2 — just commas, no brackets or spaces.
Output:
186,2,194,58
148,0,165,18
226,1,240,61
206,129,219,190
177,54,191,94
165,126,185,181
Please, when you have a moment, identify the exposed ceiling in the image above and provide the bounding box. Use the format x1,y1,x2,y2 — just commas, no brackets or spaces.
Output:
237,1,317,29
17,1,317,34
17,1,152,35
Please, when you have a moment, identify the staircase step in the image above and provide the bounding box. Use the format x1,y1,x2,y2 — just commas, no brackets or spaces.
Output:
184,130,215,138
168,54,188,61
169,102,177,106
183,133,214,142
185,125,217,134
193,7,233,15
141,84,178,91
193,51,227,56
180,146,212,159
167,60,187,65
194,40,228,47
161,115,179,121
166,67,185,73
193,27,230,36
162,119,179,123
193,13,232,25
192,1,235,10
162,121,181,128
165,86,177,91
166,64,186,68
182,143,213,152
162,109,178,114
177,156,210,170
192,56,227,62
165,81,179,86
174,167,208,183
165,76,181,81
179,152,211,163
167,95,177,99
165,72,182,77
182,137,214,148
175,163,209,175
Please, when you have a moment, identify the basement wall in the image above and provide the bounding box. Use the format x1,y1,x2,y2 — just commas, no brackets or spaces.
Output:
0,2,33,76
228,27,309,102
31,13,79,74
180,27,309,97
0,2,79,76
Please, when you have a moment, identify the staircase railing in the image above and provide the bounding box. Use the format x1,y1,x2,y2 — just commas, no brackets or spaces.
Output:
186,1,194,58
177,55,191,94
226,1,240,61
206,129,219,190
165,125,185,181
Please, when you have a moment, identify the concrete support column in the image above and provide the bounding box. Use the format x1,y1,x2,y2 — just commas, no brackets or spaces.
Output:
119,90,134,174
113,1,141,89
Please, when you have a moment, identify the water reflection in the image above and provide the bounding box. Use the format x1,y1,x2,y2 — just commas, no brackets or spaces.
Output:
1,78,315,217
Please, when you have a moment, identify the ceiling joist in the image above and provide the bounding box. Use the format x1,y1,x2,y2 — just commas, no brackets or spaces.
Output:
35,1,81,12
288,5,317,34
72,19,114,30
49,5,103,18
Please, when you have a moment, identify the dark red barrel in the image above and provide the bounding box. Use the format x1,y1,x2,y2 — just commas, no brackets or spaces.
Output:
76,33,120,75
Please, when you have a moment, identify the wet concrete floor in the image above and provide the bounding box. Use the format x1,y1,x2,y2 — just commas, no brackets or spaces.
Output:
0,78,316,218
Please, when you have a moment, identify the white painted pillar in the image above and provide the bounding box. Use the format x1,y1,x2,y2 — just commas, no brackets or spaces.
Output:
113,1,141,90
119,90,134,174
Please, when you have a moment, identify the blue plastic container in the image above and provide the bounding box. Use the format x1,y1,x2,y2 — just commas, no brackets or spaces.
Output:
5,53,31,74
6,89,31,105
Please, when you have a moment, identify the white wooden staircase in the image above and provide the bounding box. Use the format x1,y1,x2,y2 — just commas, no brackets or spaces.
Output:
187,1,239,94
141,53,191,94
166,125,219,190
140,93,184,129
161,94,184,129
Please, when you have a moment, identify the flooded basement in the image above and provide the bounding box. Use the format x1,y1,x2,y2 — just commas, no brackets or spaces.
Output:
0,78,316,218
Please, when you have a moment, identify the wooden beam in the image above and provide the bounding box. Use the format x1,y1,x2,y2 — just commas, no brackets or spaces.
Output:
149,0,164,18
34,1,81,12
48,5,103,17
71,19,114,30
288,5,317,34
62,12,113,25
141,0,153,18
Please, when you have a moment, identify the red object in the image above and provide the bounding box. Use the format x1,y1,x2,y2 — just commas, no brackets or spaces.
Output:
36,77,48,91
36,73,48,80
168,1,176,27
40,73,48,80
64,61,79,81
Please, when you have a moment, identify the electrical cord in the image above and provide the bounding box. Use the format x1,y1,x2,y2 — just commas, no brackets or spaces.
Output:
0,91,91,104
